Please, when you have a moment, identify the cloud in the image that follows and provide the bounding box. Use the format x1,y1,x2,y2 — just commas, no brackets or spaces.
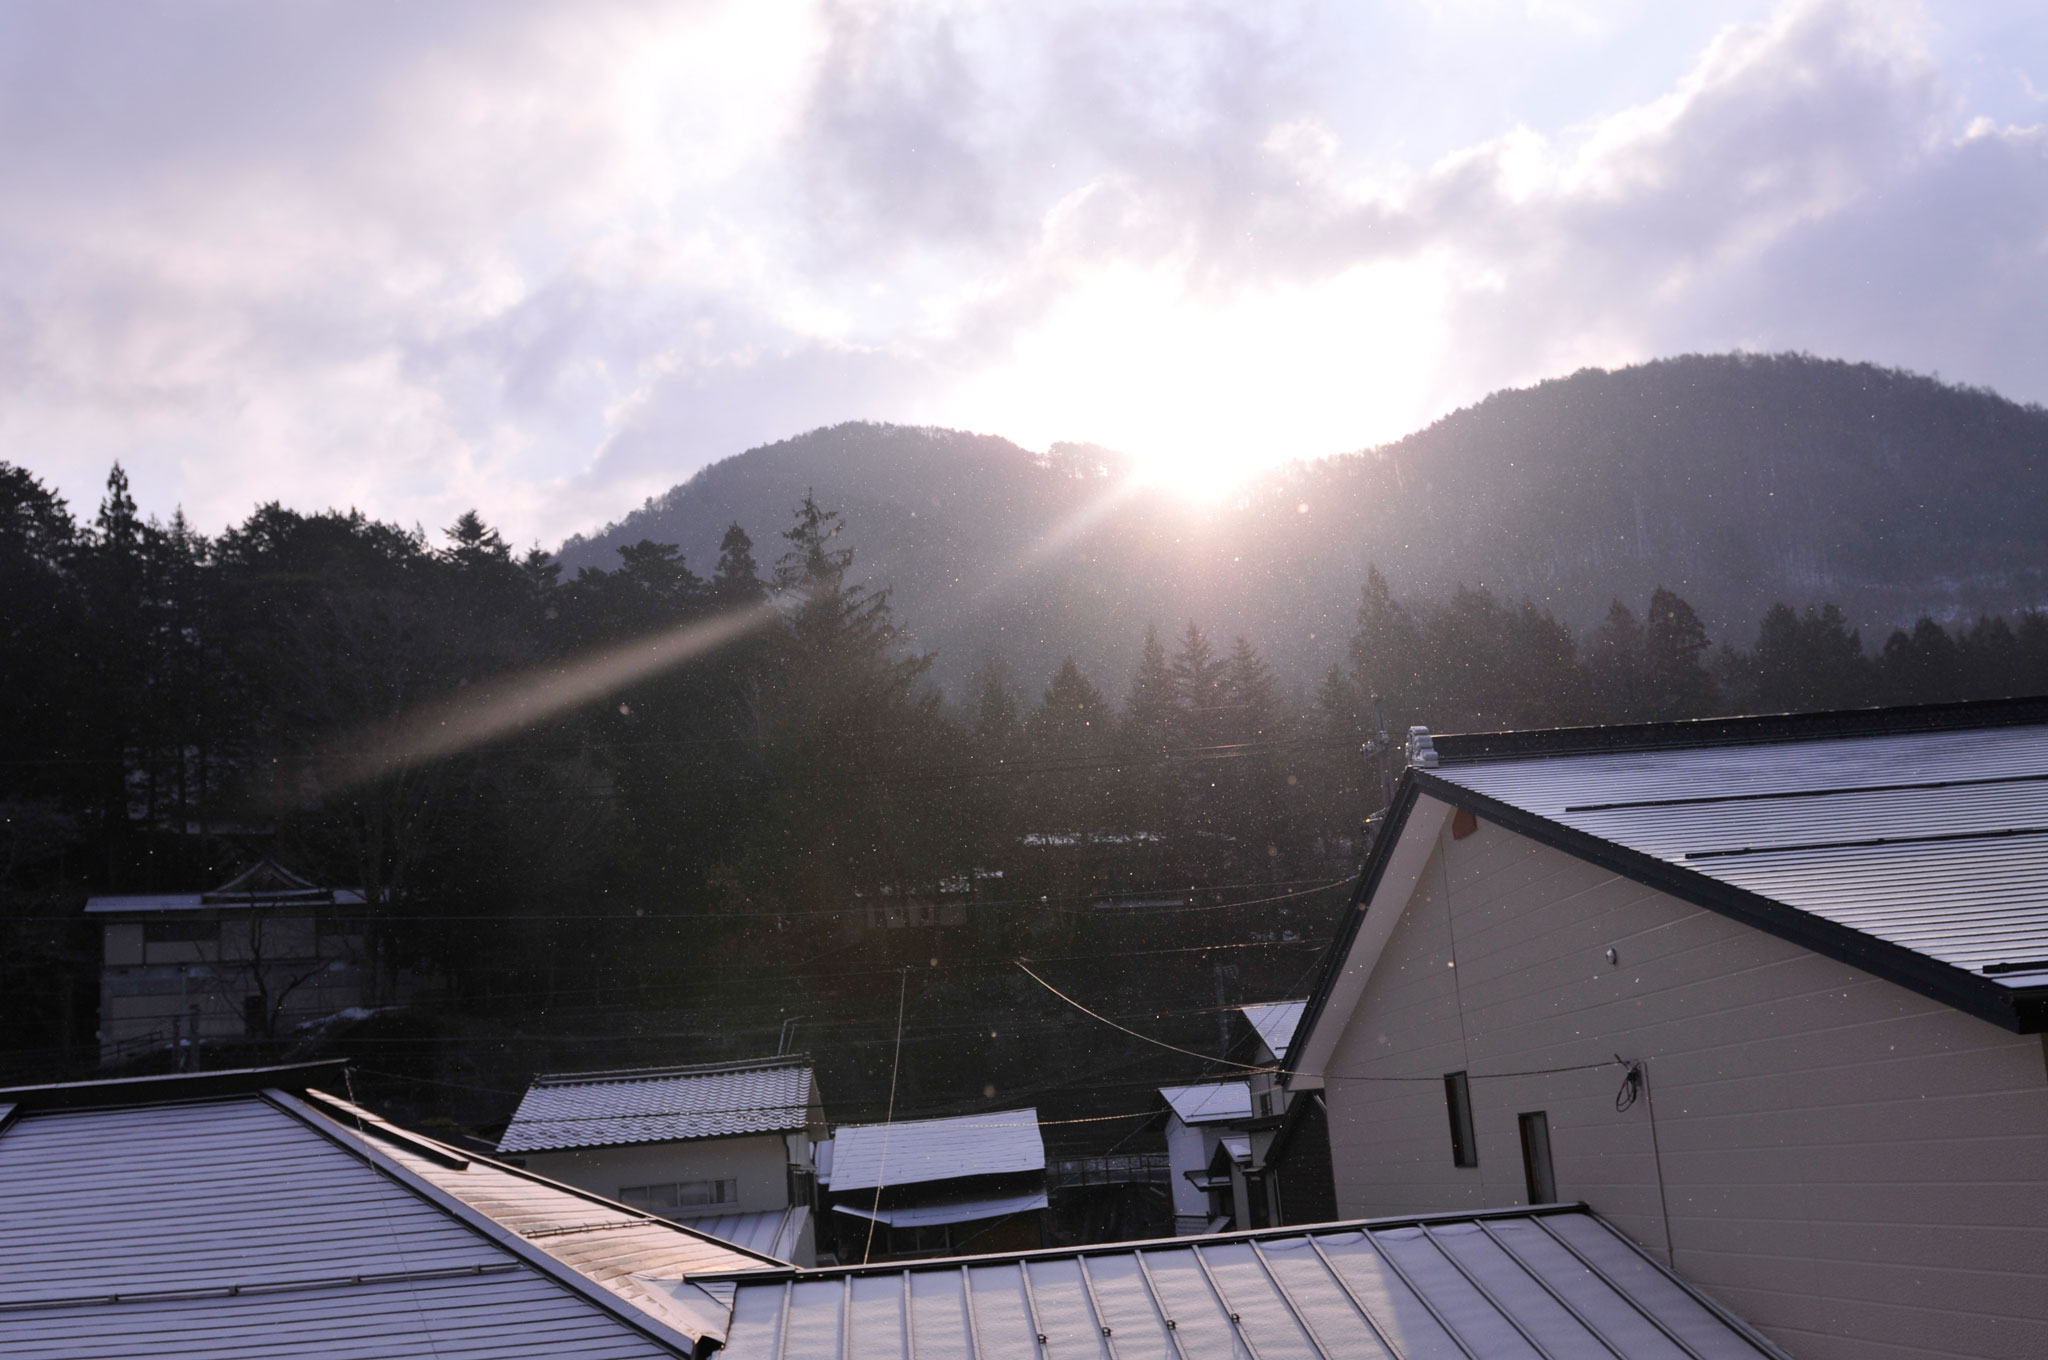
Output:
0,0,2041,547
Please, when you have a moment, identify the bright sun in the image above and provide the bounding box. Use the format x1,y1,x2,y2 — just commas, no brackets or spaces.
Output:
939,258,1451,506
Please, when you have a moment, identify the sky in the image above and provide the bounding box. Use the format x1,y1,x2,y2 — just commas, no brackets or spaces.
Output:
2,0,2045,548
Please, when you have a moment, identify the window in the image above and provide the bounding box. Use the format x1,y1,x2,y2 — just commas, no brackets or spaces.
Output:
243,995,267,1037
1444,1071,1478,1167
144,919,220,944
617,1178,737,1213
1519,1111,1556,1203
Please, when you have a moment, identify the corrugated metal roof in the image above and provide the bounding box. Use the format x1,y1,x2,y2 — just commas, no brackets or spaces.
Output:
827,1109,1044,1192
1239,999,1307,1060
1430,719,2048,988
680,1208,810,1262
0,1092,692,1357
499,1057,816,1153
1159,1081,1251,1125
693,1206,1786,1360
834,1190,1048,1228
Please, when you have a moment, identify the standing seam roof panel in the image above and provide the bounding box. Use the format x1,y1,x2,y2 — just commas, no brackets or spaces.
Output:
695,1212,1783,1360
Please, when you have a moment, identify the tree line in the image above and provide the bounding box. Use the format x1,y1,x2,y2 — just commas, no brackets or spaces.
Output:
4,461,2045,1092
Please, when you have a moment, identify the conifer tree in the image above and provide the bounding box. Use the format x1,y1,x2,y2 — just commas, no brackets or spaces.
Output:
1643,587,1718,718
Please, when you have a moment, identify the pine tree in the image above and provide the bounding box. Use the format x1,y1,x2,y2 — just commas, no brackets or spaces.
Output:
1585,599,1648,719
1643,587,1718,719
712,523,765,605
1123,624,1175,746
1169,621,1228,745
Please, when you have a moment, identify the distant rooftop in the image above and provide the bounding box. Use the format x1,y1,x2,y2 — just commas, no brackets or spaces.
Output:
498,1056,817,1155
1239,999,1306,1060
826,1108,1043,1192
1159,1081,1251,1125
86,856,364,914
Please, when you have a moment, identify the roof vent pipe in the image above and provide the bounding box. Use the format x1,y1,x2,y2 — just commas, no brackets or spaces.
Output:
1406,727,1439,769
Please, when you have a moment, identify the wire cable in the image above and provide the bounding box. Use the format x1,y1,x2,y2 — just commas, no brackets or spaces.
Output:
861,968,909,1267
1016,959,1276,1075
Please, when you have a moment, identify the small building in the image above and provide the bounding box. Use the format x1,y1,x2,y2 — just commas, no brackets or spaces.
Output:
86,858,395,1066
497,1056,825,1266
1158,1080,1250,1233
0,1062,779,1356
823,1107,1047,1261
678,1203,1791,1359
1279,701,2048,1360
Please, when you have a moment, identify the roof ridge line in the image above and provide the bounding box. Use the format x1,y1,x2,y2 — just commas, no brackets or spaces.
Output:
531,1054,814,1084
1432,694,2048,764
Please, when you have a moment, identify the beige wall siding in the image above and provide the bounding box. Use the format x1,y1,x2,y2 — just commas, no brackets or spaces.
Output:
1322,814,2048,1360
520,1133,795,1215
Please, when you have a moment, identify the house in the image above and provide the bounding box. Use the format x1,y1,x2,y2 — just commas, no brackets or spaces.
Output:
822,1107,1047,1261
86,857,404,1066
1158,1080,1250,1232
1277,700,2048,1360
497,1056,825,1265
1224,996,1346,1231
676,1203,1790,1359
0,1061,782,1357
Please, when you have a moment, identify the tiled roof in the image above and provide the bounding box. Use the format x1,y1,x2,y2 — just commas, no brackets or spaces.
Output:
499,1057,816,1154
826,1108,1043,1192
688,1206,1786,1359
1239,999,1306,1060
0,1071,703,1358
1419,701,2048,1030
1158,1081,1251,1125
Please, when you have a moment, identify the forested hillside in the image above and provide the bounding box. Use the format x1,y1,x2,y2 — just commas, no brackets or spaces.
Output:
566,353,2048,696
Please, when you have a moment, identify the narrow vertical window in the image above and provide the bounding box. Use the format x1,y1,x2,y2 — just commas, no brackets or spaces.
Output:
1444,1071,1478,1167
1519,1111,1556,1203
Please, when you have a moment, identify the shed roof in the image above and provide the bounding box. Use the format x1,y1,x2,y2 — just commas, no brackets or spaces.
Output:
1239,999,1306,1060
0,1066,714,1357
1158,1081,1251,1125
499,1056,816,1154
688,1205,1786,1359
826,1108,1043,1192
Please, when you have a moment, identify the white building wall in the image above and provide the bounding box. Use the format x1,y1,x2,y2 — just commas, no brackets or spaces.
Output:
1320,813,2048,1360
519,1132,796,1217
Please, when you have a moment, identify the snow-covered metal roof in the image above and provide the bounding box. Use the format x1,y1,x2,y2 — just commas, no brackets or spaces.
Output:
688,1206,1786,1360
0,1068,711,1358
498,1057,816,1154
1158,1081,1251,1125
1418,704,2048,1031
826,1109,1043,1192
1239,1000,1306,1060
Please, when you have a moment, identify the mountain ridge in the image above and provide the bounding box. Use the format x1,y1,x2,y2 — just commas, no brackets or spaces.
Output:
560,353,2048,697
